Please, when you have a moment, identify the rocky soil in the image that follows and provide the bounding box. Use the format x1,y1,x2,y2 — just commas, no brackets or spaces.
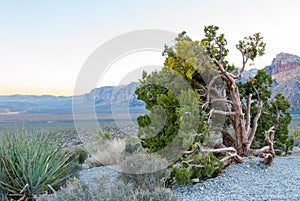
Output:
79,154,300,201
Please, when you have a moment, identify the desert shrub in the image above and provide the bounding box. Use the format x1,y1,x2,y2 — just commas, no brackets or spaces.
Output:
37,174,178,201
90,138,126,166
94,174,178,201
38,179,92,201
91,174,133,201
132,187,178,201
70,146,89,164
0,131,74,200
118,154,169,191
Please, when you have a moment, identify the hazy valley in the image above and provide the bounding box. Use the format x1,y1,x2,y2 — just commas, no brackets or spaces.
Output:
0,52,300,126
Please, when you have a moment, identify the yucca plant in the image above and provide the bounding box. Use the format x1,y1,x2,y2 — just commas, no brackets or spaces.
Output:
0,131,74,200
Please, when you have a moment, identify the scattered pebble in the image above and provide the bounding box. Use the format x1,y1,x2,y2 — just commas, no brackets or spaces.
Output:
172,156,300,201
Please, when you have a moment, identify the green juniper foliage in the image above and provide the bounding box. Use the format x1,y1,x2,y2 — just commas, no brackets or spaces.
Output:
135,25,292,184
135,32,211,154
135,31,223,185
169,152,224,185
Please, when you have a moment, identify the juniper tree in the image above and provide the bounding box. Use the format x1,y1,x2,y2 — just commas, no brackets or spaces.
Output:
135,25,292,170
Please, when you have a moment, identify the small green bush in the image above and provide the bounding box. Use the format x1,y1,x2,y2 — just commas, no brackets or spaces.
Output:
95,129,112,140
71,146,89,164
170,152,224,186
0,131,74,200
170,167,192,185
61,147,88,178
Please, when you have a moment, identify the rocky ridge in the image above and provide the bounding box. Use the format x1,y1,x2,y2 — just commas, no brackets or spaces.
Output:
264,52,300,113
265,52,300,76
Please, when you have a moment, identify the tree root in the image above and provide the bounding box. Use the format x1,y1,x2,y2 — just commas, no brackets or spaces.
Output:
202,147,245,167
186,125,276,170
250,126,275,165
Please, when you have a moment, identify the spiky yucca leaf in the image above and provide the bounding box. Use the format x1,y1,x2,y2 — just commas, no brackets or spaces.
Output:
0,131,74,199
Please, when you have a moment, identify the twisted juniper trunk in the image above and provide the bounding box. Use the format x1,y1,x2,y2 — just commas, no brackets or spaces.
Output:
228,82,249,156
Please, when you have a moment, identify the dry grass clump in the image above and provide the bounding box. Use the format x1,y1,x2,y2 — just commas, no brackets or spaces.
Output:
89,138,126,166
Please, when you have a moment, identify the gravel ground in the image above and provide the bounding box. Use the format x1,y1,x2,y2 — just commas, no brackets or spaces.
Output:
79,165,120,185
79,156,300,201
172,156,300,201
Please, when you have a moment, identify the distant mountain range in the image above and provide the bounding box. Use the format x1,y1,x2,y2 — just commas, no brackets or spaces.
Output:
0,52,299,121
0,82,145,120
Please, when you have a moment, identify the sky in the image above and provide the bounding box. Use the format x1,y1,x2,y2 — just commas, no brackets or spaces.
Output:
1,0,300,96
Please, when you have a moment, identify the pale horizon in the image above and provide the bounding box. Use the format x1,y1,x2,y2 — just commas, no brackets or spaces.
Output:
1,0,300,96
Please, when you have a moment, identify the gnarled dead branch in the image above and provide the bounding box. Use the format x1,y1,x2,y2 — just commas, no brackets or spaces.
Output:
202,147,245,167
251,126,275,165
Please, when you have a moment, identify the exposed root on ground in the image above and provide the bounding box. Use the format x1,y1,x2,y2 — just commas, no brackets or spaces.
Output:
202,147,245,167
250,126,275,165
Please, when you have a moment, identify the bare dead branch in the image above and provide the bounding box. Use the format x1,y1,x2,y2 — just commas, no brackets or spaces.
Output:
202,146,236,154
211,58,236,85
250,126,275,165
247,99,263,146
202,147,244,167
262,126,275,164
247,87,263,146
220,152,245,167
207,109,236,124
210,109,236,116
251,146,269,155
245,94,252,134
